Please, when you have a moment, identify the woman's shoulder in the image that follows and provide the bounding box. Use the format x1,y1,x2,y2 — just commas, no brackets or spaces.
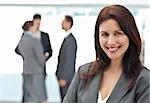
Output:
77,62,94,76
133,67,150,96
139,67,149,77
137,67,150,84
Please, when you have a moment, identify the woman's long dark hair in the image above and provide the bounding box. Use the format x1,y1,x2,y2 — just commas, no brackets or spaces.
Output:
83,5,143,90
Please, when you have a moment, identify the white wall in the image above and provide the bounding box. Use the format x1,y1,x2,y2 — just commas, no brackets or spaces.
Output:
0,6,96,74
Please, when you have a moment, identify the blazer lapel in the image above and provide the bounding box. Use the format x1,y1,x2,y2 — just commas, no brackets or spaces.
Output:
107,72,129,103
82,68,129,103
85,71,102,103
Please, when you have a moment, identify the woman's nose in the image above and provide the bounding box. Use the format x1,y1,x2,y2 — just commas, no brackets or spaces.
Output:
107,36,117,45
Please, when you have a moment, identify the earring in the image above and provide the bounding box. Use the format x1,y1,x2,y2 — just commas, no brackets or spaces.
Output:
96,57,99,61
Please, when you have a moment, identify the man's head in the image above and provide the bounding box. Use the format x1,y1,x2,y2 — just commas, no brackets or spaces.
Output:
61,15,73,31
33,13,41,30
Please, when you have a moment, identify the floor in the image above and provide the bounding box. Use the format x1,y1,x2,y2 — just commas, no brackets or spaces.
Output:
0,74,61,103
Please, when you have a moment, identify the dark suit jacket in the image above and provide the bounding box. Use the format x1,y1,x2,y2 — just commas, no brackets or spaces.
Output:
40,31,52,60
56,33,77,84
63,62,150,103
15,31,52,74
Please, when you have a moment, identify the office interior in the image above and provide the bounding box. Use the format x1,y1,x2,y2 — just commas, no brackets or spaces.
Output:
0,0,149,103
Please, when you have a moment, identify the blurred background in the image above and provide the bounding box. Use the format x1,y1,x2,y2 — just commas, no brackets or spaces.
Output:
0,0,149,103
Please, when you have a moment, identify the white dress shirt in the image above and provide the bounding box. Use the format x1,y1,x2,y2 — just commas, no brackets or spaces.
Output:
65,30,71,38
32,30,41,39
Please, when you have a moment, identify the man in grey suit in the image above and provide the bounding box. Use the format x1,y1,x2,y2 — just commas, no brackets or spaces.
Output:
16,21,47,103
56,15,77,102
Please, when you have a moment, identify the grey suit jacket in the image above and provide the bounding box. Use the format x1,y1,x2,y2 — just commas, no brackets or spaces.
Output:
63,62,150,103
56,33,77,84
15,31,52,75
18,32,45,74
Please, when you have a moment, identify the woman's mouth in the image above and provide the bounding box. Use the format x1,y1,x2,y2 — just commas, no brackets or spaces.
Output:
107,46,121,52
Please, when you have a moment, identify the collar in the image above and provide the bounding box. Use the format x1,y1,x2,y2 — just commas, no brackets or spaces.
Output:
24,31,32,36
65,29,71,38
84,70,128,103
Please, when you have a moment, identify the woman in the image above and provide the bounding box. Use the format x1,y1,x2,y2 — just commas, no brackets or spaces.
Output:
16,21,47,103
63,5,149,103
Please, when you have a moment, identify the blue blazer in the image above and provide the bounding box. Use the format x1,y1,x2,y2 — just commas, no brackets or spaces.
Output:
63,62,150,103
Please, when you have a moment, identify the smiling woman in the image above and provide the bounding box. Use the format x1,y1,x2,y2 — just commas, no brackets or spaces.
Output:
63,5,150,103
99,19,129,60
0,3,149,102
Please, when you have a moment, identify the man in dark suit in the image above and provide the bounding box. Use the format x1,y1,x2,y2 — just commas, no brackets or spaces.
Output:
32,14,52,75
56,15,77,102
15,13,52,75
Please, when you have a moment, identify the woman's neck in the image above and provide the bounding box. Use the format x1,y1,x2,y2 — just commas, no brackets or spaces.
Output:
106,59,123,73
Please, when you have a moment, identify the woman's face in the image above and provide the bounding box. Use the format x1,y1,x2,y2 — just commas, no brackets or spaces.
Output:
99,19,129,61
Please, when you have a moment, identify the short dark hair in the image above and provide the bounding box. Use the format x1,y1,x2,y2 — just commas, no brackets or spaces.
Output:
65,15,73,28
33,13,41,20
22,21,33,31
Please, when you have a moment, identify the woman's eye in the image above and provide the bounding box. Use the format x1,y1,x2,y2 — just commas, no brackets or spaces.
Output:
101,33,109,37
115,32,124,36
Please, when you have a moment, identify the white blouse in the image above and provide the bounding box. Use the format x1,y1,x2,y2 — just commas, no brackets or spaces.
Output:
97,91,110,103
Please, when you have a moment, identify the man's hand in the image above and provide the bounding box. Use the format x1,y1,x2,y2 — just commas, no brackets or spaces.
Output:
59,79,67,87
44,52,49,61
